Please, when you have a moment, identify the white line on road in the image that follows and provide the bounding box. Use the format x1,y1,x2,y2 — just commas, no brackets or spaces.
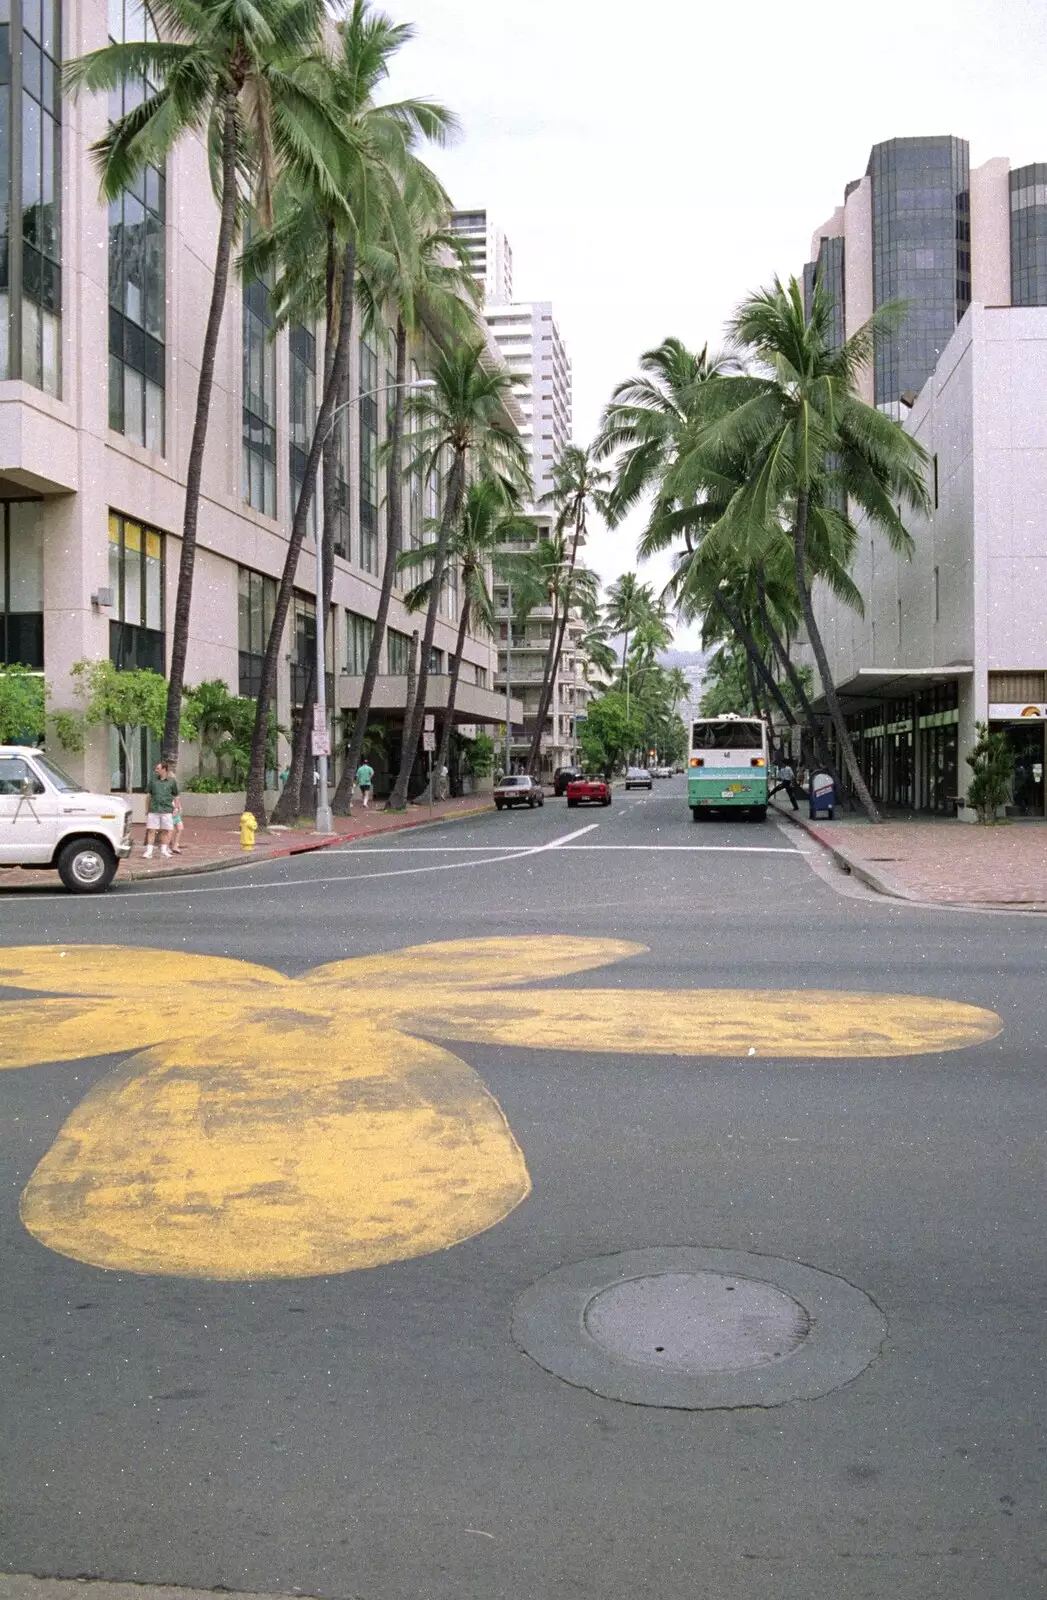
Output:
543,823,601,847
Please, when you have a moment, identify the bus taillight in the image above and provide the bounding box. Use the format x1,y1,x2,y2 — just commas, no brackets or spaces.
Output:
751,757,765,767
690,757,703,767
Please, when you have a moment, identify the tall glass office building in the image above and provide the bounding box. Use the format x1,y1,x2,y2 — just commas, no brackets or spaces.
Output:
868,137,971,408
1010,163,1047,306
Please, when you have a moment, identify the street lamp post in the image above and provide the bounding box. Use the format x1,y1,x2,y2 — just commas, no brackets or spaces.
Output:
310,377,435,833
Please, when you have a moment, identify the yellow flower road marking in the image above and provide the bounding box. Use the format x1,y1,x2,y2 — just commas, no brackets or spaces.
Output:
0,940,1001,1280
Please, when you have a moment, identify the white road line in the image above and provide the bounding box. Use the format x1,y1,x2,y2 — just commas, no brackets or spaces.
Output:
0,823,610,903
550,844,806,854
544,823,601,847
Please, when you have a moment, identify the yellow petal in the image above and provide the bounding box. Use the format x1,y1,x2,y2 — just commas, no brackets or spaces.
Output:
20,1017,530,1279
306,935,646,997
409,987,1002,1059
0,998,168,1069
0,945,289,1000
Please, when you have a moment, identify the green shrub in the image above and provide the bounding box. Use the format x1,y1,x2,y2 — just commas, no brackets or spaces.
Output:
965,721,1014,824
183,774,245,794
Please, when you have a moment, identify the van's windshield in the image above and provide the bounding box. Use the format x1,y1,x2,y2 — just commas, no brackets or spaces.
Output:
34,754,83,794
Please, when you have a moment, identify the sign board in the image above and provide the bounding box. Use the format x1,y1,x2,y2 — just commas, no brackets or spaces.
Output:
423,731,436,752
311,730,331,757
424,713,435,732
989,703,1047,720
312,704,326,733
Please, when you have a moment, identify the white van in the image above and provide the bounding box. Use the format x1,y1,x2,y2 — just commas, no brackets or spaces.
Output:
0,746,133,892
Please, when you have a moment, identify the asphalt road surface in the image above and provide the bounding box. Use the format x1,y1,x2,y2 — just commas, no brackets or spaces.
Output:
1,778,1043,1600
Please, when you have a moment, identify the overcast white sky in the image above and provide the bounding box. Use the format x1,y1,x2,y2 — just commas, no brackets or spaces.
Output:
385,0,1047,645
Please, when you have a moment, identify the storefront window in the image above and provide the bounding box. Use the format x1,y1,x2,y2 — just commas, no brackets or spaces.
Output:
237,565,275,699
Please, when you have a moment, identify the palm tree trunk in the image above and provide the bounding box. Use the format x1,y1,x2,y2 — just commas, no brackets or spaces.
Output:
245,235,357,823
421,591,471,801
526,594,560,776
387,452,465,810
712,591,796,727
527,496,585,776
333,317,407,813
271,245,342,827
755,575,838,785
793,490,881,822
162,90,239,764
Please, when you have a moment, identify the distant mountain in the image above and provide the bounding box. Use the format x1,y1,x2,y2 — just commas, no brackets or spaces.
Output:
657,650,708,671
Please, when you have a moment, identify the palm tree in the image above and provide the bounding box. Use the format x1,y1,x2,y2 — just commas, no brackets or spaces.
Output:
331,161,480,814
386,340,530,810
626,607,673,698
683,276,930,820
604,572,654,714
398,477,530,795
242,3,455,822
519,443,609,777
596,337,737,527
577,620,617,686
66,0,349,765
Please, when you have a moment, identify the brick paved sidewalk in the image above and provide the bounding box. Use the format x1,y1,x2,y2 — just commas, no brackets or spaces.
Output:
776,803,1047,909
0,793,495,893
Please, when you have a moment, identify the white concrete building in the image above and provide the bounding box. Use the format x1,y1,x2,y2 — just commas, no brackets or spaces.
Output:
449,208,583,774
0,0,516,802
802,305,1047,818
797,137,1047,816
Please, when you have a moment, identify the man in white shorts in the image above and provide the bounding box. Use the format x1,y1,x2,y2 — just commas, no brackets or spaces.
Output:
143,761,178,858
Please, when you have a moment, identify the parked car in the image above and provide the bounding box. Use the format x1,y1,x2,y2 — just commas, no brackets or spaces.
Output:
553,766,583,797
566,775,611,808
494,774,545,810
0,746,133,892
625,766,653,790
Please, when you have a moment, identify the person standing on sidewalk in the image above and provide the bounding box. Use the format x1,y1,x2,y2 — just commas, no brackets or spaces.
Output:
170,788,185,853
143,761,178,858
356,760,375,809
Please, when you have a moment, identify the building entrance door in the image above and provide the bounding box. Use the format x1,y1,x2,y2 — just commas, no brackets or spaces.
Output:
1003,722,1046,817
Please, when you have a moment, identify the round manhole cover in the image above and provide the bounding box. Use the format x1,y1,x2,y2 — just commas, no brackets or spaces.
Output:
513,1247,887,1409
583,1271,809,1373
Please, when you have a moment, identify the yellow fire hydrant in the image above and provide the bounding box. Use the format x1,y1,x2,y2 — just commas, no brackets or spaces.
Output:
240,810,258,851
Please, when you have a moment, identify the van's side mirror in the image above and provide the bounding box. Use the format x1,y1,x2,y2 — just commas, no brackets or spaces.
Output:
21,775,44,796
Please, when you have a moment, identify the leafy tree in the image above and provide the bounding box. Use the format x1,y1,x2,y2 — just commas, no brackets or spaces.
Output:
66,0,349,764
182,680,270,787
603,571,653,694
965,721,1014,824
0,666,46,744
68,659,170,786
578,691,644,779
386,339,530,810
685,275,930,821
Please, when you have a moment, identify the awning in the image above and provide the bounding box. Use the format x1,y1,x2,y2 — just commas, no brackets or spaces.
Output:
809,665,974,714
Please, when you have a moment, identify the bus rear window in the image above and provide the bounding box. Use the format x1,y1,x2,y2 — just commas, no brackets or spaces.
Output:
692,721,764,749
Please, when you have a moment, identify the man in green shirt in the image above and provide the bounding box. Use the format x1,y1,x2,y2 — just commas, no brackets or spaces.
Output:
144,762,179,858
356,761,375,809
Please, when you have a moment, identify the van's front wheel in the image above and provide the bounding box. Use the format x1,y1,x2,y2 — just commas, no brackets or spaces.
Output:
57,837,117,893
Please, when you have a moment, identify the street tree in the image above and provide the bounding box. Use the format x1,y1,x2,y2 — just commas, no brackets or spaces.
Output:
386,340,530,810
398,477,530,797
332,160,479,814
66,0,349,766
683,276,930,821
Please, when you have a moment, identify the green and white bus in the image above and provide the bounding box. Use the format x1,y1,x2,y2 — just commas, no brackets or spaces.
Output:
688,714,770,821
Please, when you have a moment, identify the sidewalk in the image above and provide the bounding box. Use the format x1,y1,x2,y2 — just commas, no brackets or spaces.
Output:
775,801,1047,909
0,793,494,892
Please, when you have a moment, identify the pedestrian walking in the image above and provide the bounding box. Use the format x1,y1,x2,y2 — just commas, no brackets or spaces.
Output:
356,759,375,809
776,758,800,811
170,788,185,852
143,761,178,858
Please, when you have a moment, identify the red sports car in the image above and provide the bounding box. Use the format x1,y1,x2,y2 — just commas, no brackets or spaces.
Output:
566,776,611,808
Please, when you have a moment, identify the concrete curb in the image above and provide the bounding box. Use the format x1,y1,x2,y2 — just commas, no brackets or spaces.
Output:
771,802,922,903
117,802,495,884
772,801,1047,913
